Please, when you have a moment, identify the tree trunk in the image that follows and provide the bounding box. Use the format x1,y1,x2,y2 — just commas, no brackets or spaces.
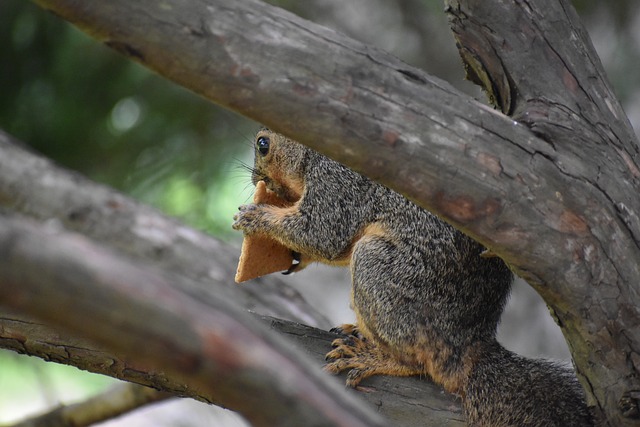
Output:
19,0,640,424
444,2,640,424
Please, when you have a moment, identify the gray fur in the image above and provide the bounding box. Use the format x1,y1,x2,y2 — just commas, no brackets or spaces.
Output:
233,130,592,426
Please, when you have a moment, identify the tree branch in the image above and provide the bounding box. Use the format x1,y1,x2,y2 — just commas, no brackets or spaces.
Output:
0,215,384,427
6,383,171,427
24,0,640,424
0,129,329,330
0,309,464,427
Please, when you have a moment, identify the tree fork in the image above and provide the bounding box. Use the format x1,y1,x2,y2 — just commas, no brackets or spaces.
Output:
446,1,640,424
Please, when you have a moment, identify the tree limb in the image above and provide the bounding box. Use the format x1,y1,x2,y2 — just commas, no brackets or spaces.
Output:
0,215,384,427
6,383,171,427
0,309,464,427
0,129,329,330
25,0,640,424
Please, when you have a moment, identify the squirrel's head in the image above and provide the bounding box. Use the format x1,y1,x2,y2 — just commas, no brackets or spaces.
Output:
251,128,308,203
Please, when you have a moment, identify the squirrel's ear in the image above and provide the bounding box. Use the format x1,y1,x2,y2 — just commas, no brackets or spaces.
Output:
256,136,270,156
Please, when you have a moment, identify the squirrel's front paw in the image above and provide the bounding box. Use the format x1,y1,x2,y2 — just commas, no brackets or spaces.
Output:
232,204,266,234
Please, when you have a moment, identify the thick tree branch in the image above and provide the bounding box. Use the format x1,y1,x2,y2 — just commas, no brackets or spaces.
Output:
24,0,640,424
445,1,640,424
0,130,329,330
0,309,464,427
0,216,386,427
0,216,464,426
0,308,203,404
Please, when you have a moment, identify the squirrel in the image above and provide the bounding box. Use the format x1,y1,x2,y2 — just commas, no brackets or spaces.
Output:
233,129,593,426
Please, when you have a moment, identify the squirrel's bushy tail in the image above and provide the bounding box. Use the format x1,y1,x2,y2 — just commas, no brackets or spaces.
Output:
464,341,593,427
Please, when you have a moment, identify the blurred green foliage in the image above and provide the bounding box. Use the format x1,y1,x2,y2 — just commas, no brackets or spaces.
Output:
0,1,260,238
0,351,114,422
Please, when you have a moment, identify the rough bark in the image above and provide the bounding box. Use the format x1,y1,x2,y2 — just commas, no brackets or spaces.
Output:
445,1,640,424
0,216,463,427
22,0,640,424
0,309,463,426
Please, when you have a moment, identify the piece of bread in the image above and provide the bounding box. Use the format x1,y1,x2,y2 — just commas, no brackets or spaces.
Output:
235,181,294,283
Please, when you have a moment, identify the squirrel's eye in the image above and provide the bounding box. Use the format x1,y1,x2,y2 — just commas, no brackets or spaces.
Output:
257,136,270,156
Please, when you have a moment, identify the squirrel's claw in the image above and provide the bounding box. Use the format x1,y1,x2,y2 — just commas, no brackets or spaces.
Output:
326,338,357,360
324,335,378,389
329,323,361,337
324,325,423,389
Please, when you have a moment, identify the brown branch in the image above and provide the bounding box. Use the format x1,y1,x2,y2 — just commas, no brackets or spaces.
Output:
0,215,384,427
0,216,464,427
445,1,640,425
6,383,171,427
0,310,464,427
0,308,201,403
24,0,640,424
0,129,329,330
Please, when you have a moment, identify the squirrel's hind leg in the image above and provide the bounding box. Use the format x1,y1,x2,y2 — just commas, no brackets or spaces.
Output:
323,232,428,388
324,324,424,389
